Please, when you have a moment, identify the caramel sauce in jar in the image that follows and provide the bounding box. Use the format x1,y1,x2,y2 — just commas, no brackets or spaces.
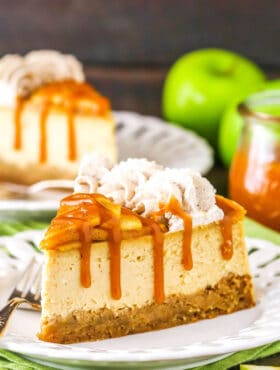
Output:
230,92,280,232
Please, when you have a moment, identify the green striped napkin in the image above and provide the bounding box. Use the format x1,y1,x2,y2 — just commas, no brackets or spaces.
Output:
244,218,280,246
0,349,55,369
0,217,279,370
193,342,280,370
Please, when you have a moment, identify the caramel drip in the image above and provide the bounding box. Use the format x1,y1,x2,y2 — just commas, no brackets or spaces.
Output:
167,197,193,270
154,197,193,270
143,218,165,304
54,215,93,288
79,221,92,287
215,195,243,260
122,208,165,304
101,214,122,300
50,214,93,287
13,81,110,163
219,214,233,260
57,193,122,298
40,102,51,163
67,105,77,161
14,97,25,150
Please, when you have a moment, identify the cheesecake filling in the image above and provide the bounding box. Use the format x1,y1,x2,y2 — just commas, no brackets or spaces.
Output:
42,156,245,305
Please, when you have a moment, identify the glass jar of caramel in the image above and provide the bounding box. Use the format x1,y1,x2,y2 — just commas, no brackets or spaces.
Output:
229,90,280,232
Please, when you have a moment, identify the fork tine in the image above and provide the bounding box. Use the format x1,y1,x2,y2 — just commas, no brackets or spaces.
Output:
0,259,42,338
20,257,41,298
8,257,42,301
8,257,36,301
15,257,35,289
31,262,42,301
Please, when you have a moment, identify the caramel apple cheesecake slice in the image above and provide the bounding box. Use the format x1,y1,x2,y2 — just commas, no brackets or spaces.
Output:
0,50,117,184
39,155,255,344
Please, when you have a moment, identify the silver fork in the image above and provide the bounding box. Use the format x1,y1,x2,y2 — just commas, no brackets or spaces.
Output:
0,257,42,338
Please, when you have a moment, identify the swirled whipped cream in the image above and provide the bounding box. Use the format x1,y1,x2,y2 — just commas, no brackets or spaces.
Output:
74,155,224,231
0,50,85,106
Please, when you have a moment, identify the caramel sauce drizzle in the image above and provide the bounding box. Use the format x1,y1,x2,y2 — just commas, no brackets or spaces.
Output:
57,193,122,298
102,214,122,300
219,214,233,260
154,197,193,270
79,221,92,288
13,81,110,163
123,208,165,304
39,102,51,163
67,104,77,161
215,195,244,260
43,194,242,304
143,218,165,304
14,97,25,150
216,196,234,259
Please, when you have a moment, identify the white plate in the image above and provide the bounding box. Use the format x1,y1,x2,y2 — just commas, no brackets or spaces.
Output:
0,232,280,369
114,111,213,173
0,111,213,221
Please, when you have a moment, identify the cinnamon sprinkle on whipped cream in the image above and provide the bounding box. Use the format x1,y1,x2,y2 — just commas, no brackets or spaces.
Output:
74,154,224,231
0,50,84,106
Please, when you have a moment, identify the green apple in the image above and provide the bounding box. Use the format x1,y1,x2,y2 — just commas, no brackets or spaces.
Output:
162,49,265,148
240,365,280,369
218,96,246,167
219,80,280,167
263,79,280,90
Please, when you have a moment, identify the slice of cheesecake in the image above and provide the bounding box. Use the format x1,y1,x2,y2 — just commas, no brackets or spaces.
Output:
0,50,117,184
39,157,255,344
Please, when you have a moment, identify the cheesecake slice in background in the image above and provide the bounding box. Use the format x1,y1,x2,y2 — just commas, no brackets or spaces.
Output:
0,50,117,184
39,156,255,344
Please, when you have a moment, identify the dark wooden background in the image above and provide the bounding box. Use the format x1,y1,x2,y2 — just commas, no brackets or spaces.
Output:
0,0,279,116
0,2,279,365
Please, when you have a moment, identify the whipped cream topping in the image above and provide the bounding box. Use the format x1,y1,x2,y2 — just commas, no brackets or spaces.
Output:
74,155,224,231
0,50,85,106
99,159,163,209
75,153,114,194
